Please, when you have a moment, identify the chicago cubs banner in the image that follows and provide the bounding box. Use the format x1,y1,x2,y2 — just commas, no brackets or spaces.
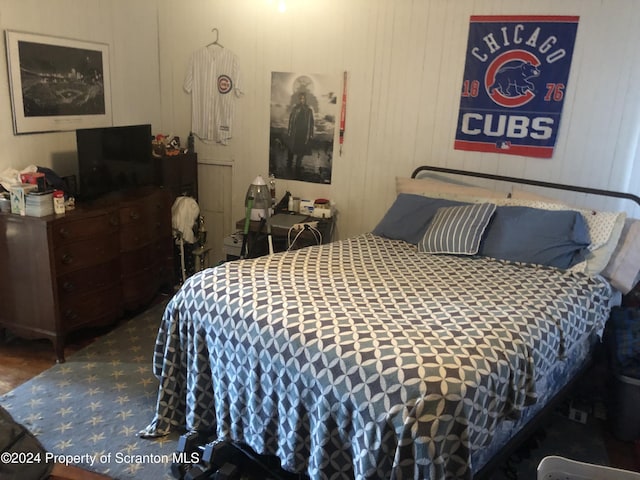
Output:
454,15,579,159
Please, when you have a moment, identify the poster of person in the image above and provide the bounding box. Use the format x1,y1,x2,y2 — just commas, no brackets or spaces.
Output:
269,72,338,184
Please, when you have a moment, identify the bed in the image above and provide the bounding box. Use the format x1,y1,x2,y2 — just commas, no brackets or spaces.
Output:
141,166,640,479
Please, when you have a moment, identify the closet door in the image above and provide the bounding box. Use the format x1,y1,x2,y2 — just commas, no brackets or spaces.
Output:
197,163,232,265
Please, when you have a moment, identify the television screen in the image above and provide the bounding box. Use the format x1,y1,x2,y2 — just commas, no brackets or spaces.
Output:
76,124,157,201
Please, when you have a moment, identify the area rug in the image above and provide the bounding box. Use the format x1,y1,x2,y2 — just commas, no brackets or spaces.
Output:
0,300,182,480
1,299,611,480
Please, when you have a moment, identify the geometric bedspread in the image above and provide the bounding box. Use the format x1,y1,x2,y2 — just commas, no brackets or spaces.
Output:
140,233,612,480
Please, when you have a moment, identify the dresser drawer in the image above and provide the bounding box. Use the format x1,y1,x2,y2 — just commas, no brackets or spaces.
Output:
153,213,172,237
120,245,154,274
119,189,170,227
119,222,154,252
153,236,173,259
60,285,123,329
51,211,119,245
54,235,120,275
119,194,171,251
121,268,160,310
119,237,173,273
57,260,120,301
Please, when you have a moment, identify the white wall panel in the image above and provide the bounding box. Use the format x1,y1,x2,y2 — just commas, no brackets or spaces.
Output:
1,0,639,250
154,0,640,237
0,0,162,178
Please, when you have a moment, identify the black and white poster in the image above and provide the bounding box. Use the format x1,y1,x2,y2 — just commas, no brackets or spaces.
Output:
269,72,338,184
5,30,112,134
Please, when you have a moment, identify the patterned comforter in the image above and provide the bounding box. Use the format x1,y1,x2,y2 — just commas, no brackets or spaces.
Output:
141,233,612,479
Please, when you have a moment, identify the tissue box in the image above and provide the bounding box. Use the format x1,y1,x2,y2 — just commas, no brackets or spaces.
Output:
9,183,38,215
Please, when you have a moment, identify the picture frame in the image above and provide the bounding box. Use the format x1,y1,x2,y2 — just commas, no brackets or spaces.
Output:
4,30,113,134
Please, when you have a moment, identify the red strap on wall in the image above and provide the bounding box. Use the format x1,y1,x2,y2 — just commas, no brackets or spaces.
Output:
339,71,347,155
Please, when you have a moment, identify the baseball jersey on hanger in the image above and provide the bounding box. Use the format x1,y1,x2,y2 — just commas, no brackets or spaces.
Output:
184,45,242,145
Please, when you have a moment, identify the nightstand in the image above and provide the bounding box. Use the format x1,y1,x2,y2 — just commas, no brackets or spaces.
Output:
234,214,335,258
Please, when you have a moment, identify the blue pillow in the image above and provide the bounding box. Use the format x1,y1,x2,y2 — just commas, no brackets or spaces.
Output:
479,206,590,269
372,194,468,244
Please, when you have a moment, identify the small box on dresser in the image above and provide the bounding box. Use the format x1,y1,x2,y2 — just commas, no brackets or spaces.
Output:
9,183,38,215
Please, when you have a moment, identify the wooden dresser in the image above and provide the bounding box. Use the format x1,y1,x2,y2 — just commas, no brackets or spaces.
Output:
0,187,173,362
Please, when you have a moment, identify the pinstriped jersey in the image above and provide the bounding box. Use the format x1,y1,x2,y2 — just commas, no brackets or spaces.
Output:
184,46,242,145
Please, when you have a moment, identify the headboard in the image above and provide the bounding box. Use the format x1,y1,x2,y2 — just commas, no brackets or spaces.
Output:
411,165,640,207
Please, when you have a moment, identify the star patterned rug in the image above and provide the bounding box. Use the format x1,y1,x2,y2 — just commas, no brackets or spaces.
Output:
0,299,183,480
0,298,612,480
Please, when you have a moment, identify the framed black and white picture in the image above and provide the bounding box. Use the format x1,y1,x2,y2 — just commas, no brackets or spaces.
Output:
5,30,112,134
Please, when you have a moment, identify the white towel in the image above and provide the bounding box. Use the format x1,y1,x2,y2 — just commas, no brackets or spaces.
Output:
171,196,200,244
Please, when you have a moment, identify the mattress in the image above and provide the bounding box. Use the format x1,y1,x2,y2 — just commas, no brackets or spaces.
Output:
141,233,613,480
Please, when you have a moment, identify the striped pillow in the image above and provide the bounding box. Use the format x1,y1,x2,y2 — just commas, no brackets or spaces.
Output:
418,203,496,255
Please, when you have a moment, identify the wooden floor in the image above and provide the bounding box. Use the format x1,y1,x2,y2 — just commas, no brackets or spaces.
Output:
1,325,639,475
0,327,103,396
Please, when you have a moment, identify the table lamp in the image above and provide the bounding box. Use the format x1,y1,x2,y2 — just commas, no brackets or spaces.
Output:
245,175,272,221
243,175,273,255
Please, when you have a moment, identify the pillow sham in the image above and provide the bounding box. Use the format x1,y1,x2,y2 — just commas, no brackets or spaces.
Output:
602,218,640,293
577,211,626,276
372,193,468,244
418,203,496,255
509,188,562,203
479,205,591,269
396,176,507,200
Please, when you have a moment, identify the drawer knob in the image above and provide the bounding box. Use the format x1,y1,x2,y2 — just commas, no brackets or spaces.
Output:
64,309,79,321
58,228,70,239
130,211,140,220
62,281,74,292
61,253,74,265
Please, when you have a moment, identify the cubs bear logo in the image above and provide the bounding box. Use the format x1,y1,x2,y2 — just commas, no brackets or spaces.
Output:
218,75,232,94
485,50,541,108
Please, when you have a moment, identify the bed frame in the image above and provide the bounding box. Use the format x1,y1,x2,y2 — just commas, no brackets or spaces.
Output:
411,165,640,206
411,165,640,479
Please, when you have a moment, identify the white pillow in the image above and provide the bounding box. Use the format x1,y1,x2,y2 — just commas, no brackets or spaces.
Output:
580,212,626,276
509,188,562,203
602,219,640,293
396,176,507,200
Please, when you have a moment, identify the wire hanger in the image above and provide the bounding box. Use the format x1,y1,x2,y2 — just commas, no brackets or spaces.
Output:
207,28,224,48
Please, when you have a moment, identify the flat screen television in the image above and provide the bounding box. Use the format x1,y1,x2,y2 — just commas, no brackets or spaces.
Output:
76,124,158,201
